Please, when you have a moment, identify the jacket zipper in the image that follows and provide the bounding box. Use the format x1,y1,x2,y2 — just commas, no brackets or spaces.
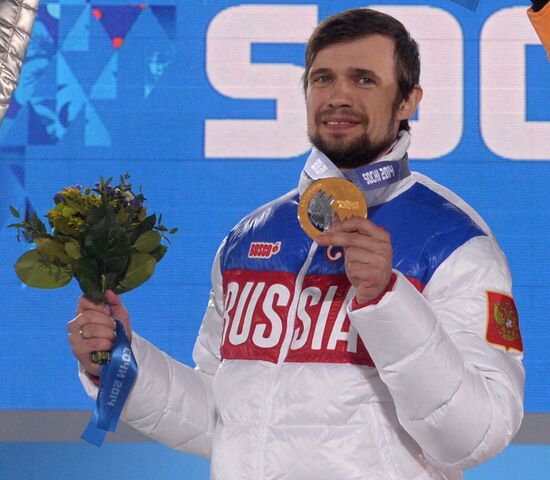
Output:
255,241,318,479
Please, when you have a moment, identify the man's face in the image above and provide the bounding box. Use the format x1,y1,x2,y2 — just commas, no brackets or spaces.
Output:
306,35,404,168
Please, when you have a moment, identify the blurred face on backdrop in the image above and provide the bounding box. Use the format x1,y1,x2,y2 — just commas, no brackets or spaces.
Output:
306,34,420,169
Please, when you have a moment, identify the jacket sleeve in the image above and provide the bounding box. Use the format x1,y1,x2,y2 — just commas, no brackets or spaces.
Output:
348,234,525,469
78,243,226,457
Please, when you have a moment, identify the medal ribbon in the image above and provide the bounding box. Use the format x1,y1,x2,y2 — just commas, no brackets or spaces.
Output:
344,158,410,191
303,151,410,192
301,130,412,197
81,319,137,447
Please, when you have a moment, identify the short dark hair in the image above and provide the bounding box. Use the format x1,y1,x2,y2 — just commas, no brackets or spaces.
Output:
303,8,420,132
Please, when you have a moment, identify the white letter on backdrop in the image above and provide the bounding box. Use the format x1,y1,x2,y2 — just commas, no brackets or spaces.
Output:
205,5,317,158
372,6,464,159
481,7,550,160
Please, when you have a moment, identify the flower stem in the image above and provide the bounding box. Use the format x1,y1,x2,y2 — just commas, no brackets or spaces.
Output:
90,284,111,365
91,351,111,364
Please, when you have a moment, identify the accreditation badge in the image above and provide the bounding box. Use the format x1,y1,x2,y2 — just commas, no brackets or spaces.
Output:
298,178,367,239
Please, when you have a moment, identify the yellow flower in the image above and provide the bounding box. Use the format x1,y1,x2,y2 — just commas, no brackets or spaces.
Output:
68,216,84,229
46,209,60,228
60,187,83,201
84,194,101,210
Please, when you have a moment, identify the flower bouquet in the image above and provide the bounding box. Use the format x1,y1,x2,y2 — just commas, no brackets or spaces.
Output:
9,173,176,362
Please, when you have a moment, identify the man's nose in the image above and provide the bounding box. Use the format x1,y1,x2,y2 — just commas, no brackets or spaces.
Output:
327,80,354,108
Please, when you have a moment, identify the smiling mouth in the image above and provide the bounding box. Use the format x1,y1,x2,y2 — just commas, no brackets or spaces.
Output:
322,120,360,131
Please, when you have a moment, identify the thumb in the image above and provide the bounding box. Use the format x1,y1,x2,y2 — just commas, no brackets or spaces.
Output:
103,289,123,312
104,290,132,335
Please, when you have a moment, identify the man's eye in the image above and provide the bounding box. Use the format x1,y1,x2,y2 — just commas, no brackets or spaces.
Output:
314,75,330,83
358,77,373,85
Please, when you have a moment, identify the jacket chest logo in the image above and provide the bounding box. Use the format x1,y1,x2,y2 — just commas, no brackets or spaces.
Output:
220,270,374,366
248,241,282,259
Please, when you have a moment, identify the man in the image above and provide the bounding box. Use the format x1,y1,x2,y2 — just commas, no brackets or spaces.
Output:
528,0,550,60
68,9,524,480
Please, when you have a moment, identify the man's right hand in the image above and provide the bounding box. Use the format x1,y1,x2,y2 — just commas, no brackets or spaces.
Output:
67,289,132,377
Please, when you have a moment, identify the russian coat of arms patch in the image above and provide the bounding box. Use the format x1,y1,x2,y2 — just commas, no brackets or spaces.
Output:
486,291,523,352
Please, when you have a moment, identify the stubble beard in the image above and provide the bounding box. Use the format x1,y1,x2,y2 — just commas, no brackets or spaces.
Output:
308,109,400,169
309,130,396,169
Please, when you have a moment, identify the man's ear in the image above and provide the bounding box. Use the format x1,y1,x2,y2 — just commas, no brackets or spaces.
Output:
396,85,423,121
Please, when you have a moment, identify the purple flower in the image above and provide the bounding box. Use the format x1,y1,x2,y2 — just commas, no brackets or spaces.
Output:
53,193,64,204
102,185,115,197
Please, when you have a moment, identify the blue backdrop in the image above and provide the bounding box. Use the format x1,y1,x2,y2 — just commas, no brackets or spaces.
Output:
0,1,548,474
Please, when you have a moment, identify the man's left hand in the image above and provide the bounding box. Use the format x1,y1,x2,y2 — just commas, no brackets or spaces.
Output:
315,218,393,304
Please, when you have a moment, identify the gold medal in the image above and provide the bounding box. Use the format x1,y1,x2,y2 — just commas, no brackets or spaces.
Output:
298,178,368,239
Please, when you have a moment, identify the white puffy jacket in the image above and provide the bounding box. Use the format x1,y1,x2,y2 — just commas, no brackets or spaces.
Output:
80,145,524,480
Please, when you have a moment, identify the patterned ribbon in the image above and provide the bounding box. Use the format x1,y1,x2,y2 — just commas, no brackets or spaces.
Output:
343,157,410,191
81,319,137,447
303,147,410,193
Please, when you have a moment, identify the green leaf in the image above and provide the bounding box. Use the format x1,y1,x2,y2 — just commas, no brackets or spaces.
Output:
73,202,132,300
157,225,168,232
137,207,146,222
101,272,120,293
63,196,87,215
129,213,156,245
80,203,131,277
134,231,161,253
60,205,77,217
35,237,72,264
29,212,47,236
14,250,73,289
149,244,167,262
9,206,20,218
115,253,157,294
117,208,129,225
169,227,178,234
51,217,80,237
141,214,156,232
74,256,103,302
65,241,81,260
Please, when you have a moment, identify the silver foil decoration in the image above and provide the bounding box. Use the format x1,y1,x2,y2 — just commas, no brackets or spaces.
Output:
0,0,40,125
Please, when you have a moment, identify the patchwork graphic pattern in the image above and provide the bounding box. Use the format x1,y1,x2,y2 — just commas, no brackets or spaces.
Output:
1,3,176,148
0,2,177,230
450,0,480,11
